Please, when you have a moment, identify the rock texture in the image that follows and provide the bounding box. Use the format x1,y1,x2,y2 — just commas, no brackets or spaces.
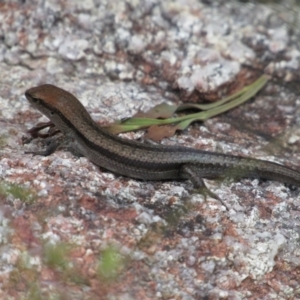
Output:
0,0,300,299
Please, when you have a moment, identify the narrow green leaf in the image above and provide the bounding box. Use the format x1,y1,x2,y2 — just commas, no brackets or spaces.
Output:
138,103,178,119
104,75,269,134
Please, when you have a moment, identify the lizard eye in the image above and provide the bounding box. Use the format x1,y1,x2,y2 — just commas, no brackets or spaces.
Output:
25,91,40,104
31,97,40,104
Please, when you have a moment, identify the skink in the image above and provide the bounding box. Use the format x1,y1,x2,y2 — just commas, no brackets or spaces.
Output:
25,84,300,197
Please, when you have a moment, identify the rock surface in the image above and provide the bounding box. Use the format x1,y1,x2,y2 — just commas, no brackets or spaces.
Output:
0,0,300,299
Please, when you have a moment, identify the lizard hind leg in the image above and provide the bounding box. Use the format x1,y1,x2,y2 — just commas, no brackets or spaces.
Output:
180,164,222,202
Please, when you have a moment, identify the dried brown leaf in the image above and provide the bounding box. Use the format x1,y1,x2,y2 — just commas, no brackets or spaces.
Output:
145,125,178,141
